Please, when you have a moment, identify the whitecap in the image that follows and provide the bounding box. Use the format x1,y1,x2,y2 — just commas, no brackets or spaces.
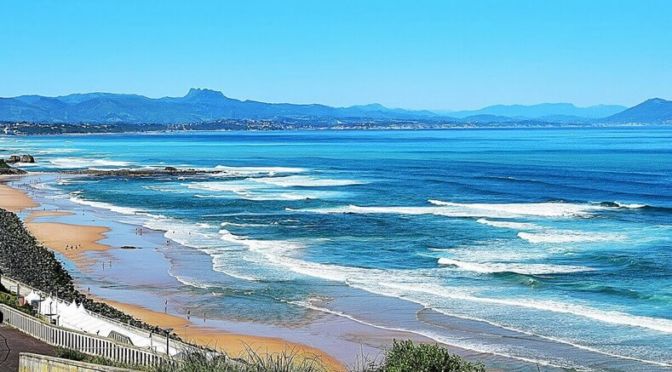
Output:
437,258,593,275
212,165,306,176
517,231,626,244
476,218,539,230
294,201,606,219
48,157,131,169
428,200,606,217
613,202,647,209
69,196,143,216
250,175,365,187
188,180,343,201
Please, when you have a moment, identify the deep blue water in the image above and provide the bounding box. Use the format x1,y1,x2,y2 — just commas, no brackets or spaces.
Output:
3,128,672,369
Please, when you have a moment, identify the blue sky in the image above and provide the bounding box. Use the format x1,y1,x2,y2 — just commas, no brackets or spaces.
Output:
2,0,670,109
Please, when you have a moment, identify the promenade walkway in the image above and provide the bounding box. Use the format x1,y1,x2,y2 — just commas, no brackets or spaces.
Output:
0,324,55,371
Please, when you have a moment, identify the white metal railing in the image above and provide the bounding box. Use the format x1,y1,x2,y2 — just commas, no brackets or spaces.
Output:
0,275,197,356
1,303,169,367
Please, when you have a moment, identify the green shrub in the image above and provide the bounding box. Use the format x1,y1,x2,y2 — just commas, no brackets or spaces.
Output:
0,291,36,316
378,340,485,372
55,347,88,361
55,347,147,370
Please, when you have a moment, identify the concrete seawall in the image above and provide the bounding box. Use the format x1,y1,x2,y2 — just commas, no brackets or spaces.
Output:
19,352,138,372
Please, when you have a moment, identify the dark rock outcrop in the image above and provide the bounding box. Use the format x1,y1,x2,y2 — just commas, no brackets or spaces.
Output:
6,154,35,163
0,159,26,174
64,167,219,177
20,155,35,163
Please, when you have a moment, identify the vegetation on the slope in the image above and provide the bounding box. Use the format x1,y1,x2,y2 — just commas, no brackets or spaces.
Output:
370,340,485,372
0,285,36,316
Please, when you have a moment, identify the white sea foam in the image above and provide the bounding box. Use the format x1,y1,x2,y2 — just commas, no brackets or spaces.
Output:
437,258,593,275
218,229,303,255
188,181,343,201
220,221,268,228
250,175,365,187
213,165,305,176
69,196,142,215
230,239,672,335
518,231,626,244
294,200,608,219
476,218,539,229
12,162,40,167
49,157,131,169
613,202,647,209
428,200,605,217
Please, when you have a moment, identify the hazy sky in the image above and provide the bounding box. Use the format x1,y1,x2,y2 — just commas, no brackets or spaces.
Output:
2,0,670,109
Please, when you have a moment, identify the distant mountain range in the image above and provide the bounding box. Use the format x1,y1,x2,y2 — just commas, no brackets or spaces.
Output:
0,88,437,124
442,103,627,120
0,88,670,125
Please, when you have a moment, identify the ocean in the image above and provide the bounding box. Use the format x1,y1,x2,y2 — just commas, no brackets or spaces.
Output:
3,128,671,370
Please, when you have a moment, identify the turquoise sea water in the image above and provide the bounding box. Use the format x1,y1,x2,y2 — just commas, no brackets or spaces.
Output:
3,128,672,370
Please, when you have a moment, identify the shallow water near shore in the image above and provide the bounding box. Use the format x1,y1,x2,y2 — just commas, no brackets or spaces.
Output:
2,128,672,370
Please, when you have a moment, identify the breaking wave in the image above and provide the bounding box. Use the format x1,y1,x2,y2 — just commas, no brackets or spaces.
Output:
437,258,594,275
48,157,131,169
518,231,626,244
250,175,365,187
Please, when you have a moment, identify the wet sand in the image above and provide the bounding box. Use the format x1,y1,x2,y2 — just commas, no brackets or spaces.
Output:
101,298,344,371
0,178,345,371
25,210,73,223
0,183,38,212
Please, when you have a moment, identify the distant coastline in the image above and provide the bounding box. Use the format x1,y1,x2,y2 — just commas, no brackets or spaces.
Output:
1,119,668,136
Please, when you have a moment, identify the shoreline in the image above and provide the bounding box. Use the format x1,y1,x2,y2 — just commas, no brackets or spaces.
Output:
0,177,345,371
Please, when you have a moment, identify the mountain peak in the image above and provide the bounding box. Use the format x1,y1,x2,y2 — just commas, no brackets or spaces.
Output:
607,97,672,123
184,88,227,101
643,97,669,104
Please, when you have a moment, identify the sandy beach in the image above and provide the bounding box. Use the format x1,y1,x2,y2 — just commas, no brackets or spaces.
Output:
0,182,38,212
101,298,344,371
0,177,345,371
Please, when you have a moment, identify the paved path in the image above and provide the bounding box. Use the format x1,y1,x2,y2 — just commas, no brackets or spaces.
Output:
0,325,55,371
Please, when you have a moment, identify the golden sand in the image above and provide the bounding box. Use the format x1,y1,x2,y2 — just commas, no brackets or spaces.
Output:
0,182,38,212
24,221,110,267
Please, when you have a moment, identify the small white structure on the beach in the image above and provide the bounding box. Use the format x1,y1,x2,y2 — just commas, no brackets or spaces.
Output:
23,291,40,306
36,299,180,355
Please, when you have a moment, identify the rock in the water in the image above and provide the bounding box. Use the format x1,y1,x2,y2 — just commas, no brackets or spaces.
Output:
6,154,35,163
19,154,35,163
0,159,26,174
